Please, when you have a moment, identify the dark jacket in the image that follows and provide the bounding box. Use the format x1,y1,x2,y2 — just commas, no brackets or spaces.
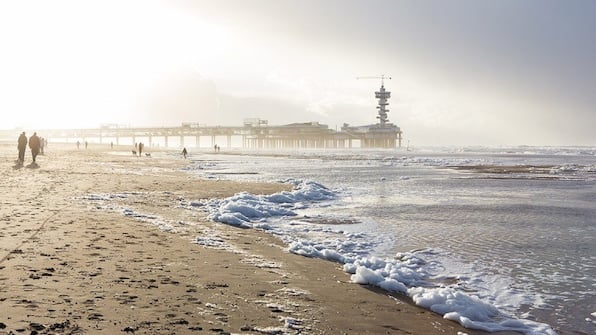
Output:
18,133,27,150
29,134,41,152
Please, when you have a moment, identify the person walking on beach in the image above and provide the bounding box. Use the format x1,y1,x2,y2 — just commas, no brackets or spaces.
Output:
17,132,27,163
76,140,80,150
182,147,188,159
138,142,143,157
29,132,41,163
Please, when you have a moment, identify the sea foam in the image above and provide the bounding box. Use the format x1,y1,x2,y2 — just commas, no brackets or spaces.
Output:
198,179,557,335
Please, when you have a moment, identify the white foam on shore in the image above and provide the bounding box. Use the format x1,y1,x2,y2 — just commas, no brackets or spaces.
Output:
195,180,557,335
197,179,336,228
81,192,178,232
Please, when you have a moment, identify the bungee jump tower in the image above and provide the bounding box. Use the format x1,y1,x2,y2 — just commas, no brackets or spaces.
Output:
341,75,403,148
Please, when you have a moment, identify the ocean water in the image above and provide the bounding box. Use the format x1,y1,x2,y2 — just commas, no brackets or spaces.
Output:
183,146,595,335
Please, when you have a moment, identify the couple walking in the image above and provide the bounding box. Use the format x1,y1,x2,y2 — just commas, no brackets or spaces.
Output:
17,131,41,164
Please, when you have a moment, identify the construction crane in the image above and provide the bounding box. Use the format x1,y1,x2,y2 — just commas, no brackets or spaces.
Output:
356,75,392,126
356,74,392,86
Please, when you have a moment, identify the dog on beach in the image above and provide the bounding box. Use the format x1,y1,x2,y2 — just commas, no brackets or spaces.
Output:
132,150,137,156
145,153,151,157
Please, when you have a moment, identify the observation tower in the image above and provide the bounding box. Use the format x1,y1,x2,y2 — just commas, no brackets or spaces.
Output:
375,80,391,126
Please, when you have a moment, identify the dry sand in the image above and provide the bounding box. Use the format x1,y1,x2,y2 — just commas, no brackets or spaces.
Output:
0,142,515,335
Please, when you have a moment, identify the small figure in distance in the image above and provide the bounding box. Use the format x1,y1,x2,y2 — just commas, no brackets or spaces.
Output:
138,142,143,157
182,147,188,159
40,137,45,155
17,131,27,164
29,132,41,163
76,140,80,150
85,141,88,149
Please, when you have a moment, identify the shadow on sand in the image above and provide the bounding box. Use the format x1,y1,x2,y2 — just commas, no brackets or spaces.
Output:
13,160,23,170
12,161,40,169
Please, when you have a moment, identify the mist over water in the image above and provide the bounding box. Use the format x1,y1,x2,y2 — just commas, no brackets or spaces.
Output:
187,146,595,335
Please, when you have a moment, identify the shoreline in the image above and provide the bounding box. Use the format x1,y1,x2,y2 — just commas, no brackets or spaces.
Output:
1,143,518,334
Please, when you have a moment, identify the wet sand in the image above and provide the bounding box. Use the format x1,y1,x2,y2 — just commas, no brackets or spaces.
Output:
0,142,515,334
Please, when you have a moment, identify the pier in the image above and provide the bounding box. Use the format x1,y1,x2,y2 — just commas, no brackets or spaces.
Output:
0,120,401,149
0,80,403,149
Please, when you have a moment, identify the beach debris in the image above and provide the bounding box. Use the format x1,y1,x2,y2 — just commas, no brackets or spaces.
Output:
122,325,137,333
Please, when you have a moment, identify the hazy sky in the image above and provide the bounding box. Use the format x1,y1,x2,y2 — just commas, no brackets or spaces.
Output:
1,0,595,146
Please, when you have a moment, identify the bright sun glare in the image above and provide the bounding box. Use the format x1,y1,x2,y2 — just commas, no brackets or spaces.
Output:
0,0,232,130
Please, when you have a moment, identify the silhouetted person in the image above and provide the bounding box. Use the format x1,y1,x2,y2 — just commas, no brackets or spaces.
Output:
17,132,27,163
40,137,45,155
110,142,114,149
29,132,41,163
138,142,143,157
182,147,188,158
76,141,80,150
85,141,88,149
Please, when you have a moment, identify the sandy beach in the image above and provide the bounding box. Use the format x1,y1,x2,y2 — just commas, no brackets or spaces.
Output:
0,142,513,335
